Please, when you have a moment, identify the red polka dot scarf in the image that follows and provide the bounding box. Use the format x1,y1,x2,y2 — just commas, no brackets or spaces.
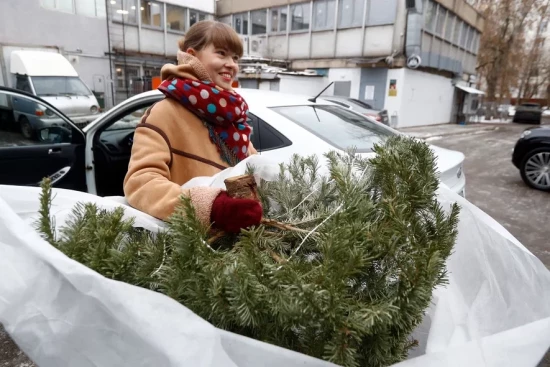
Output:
158,77,252,166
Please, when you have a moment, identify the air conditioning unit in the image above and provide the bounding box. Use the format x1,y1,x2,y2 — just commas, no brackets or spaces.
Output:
251,40,259,53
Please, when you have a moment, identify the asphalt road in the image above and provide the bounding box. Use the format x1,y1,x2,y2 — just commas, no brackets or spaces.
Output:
0,122,548,367
425,122,550,367
424,123,550,269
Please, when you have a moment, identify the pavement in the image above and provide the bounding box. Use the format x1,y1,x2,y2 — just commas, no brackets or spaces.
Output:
1,121,549,367
401,122,550,269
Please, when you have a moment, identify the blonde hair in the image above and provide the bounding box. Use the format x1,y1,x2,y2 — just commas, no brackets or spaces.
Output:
178,20,243,58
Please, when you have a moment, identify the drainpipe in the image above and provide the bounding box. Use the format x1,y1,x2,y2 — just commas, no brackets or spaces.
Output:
105,0,115,107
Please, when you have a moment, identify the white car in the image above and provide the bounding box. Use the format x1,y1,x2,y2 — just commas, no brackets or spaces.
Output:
0,87,465,198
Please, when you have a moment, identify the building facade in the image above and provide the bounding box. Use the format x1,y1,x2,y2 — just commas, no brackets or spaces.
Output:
108,0,214,104
0,0,214,108
217,0,485,127
0,0,111,104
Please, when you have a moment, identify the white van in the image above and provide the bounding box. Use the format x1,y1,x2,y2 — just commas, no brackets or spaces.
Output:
9,50,101,138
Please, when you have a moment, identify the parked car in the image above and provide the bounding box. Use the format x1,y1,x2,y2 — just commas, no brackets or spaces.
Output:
497,104,515,118
512,103,542,124
320,96,390,125
0,86,466,198
512,126,550,191
0,50,102,139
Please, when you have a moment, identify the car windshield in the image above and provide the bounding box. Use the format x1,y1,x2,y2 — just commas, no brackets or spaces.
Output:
32,76,91,97
271,105,393,152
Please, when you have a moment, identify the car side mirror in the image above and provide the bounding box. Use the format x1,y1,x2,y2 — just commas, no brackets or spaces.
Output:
38,126,72,143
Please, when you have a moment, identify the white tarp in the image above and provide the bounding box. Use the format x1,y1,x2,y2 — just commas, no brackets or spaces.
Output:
0,155,549,367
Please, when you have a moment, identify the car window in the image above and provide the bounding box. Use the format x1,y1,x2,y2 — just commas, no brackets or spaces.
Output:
16,76,32,93
32,76,91,97
270,105,393,153
324,99,350,108
349,98,373,109
104,104,152,131
0,89,72,147
247,113,291,151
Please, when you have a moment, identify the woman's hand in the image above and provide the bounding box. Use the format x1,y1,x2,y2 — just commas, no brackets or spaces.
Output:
210,191,262,233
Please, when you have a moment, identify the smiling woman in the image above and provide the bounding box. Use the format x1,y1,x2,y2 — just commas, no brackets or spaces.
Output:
123,20,261,235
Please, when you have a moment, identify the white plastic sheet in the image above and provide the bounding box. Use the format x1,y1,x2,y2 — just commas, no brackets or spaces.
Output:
1,155,549,367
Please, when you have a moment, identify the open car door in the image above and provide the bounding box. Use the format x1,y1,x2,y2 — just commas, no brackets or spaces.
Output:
0,87,87,191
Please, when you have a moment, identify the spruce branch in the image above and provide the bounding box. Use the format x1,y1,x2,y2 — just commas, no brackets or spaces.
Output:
33,135,460,367
36,178,57,246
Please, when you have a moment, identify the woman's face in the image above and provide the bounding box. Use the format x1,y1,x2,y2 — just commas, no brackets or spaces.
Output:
190,44,239,90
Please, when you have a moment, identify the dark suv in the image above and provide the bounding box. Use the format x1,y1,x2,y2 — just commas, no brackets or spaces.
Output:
513,103,542,124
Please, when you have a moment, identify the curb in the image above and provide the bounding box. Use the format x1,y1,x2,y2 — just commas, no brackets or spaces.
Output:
400,126,499,140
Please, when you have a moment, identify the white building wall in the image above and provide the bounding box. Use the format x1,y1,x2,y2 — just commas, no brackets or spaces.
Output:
328,68,362,99
383,68,405,127
278,75,331,96
396,69,455,127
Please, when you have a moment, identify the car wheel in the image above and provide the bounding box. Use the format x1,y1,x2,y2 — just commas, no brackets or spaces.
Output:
19,116,34,139
520,148,550,191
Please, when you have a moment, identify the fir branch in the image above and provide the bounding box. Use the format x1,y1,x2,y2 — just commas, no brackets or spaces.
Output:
41,135,460,367
36,178,57,246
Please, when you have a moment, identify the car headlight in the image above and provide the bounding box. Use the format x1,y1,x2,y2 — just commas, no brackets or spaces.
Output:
90,105,99,114
457,165,463,179
45,108,54,117
520,130,532,139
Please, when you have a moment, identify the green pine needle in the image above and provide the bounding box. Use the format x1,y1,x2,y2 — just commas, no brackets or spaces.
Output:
35,135,460,367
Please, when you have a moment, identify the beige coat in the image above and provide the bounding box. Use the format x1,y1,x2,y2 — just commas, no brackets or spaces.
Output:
123,55,256,223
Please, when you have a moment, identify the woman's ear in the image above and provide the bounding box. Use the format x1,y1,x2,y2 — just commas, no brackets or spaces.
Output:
186,48,196,56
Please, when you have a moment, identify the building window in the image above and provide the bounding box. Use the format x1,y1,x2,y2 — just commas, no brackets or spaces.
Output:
435,6,446,35
111,0,138,23
115,64,140,90
233,12,248,35
452,19,462,44
424,0,436,32
189,9,207,27
445,14,455,40
41,0,105,17
473,32,480,54
166,4,185,32
338,0,364,29
270,6,288,33
251,9,267,35
313,0,335,30
74,0,96,16
141,0,163,28
466,27,475,51
290,3,310,31
219,15,231,26
41,0,73,13
460,24,469,48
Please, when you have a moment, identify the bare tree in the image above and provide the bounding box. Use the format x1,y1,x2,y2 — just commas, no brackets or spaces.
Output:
516,1,550,102
475,0,542,103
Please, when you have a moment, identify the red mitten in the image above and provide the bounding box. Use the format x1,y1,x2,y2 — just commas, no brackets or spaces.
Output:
211,191,263,233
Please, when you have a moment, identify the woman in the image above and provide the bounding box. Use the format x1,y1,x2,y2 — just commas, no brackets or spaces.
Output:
123,20,262,234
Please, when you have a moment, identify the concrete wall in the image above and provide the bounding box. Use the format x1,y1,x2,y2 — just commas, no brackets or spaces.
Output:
328,68,362,99
397,68,455,127
359,67,388,110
